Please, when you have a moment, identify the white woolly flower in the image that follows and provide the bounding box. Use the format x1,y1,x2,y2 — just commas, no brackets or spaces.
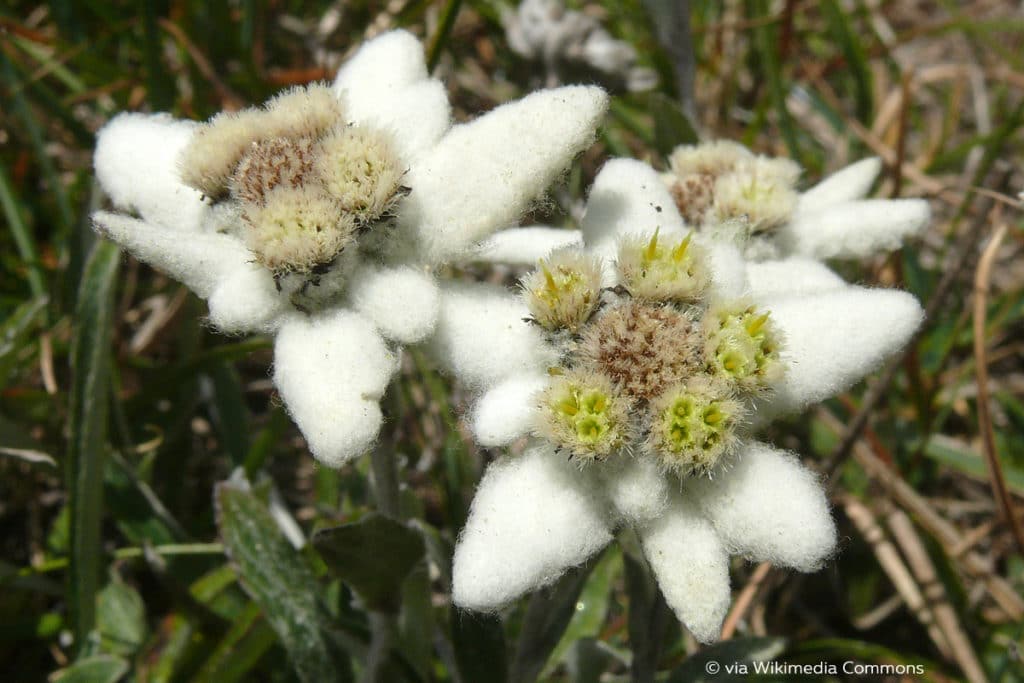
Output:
432,159,924,643
660,140,931,261
91,30,608,468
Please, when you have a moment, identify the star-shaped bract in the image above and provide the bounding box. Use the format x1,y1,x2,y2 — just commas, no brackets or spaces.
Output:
91,30,608,467
431,159,923,642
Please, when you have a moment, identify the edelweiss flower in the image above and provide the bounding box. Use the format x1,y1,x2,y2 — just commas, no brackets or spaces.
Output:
91,30,607,467
661,140,931,261
432,159,924,642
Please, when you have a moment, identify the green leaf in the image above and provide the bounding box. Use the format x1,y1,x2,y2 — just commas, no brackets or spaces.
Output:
96,575,147,657
67,240,120,651
312,513,426,613
649,92,698,158
542,546,620,678
215,481,348,683
920,435,1024,495
52,654,129,683
667,636,787,683
624,548,672,682
194,602,279,683
510,551,603,683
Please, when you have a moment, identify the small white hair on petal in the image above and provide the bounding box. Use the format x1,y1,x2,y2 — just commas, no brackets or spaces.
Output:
782,198,930,260
401,85,608,263
582,158,686,260
452,443,613,611
472,374,547,447
431,282,557,388
346,264,440,344
762,287,923,417
597,456,670,526
703,241,748,301
92,211,250,299
688,442,836,571
638,493,731,644
207,265,289,334
798,157,882,214
273,311,398,468
745,257,846,301
94,113,208,232
344,78,452,163
467,227,584,266
333,29,428,102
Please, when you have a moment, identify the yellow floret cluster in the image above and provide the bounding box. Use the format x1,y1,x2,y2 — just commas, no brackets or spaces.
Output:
526,231,784,477
664,139,802,239
178,84,407,278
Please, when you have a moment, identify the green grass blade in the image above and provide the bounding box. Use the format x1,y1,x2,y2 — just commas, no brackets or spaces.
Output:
0,162,47,300
67,240,120,654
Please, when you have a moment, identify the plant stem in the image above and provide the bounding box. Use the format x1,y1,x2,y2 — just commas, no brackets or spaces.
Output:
364,423,401,682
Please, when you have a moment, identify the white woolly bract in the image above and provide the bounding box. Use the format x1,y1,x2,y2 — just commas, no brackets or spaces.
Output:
745,258,846,301
472,374,548,447
452,443,613,611
468,227,584,265
783,199,930,260
333,32,451,162
92,212,249,299
346,264,439,344
596,455,670,525
94,113,207,232
761,287,923,418
686,442,837,571
581,159,687,262
638,493,731,644
207,265,288,334
798,157,882,214
272,311,398,467
431,282,556,388
332,30,428,103
399,86,608,263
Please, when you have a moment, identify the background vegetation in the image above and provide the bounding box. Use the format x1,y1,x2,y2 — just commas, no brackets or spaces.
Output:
1,1,1022,681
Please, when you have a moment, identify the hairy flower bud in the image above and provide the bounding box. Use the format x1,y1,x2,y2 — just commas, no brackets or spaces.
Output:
648,376,743,475
616,228,709,303
522,248,603,332
537,369,629,460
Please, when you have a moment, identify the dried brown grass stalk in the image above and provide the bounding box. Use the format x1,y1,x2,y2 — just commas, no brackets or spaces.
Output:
972,222,1024,554
885,505,986,682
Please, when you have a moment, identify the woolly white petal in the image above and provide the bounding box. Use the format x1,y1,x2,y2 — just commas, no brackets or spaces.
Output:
400,86,608,263
705,242,748,300
745,257,846,301
688,442,836,571
472,374,547,447
468,227,584,266
763,287,923,417
94,113,208,232
452,443,613,610
92,211,248,299
347,265,439,344
273,311,398,467
581,159,686,261
597,456,670,526
782,199,930,260
431,282,556,388
333,30,428,102
638,493,730,643
207,265,288,333
798,157,882,214
346,79,451,163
